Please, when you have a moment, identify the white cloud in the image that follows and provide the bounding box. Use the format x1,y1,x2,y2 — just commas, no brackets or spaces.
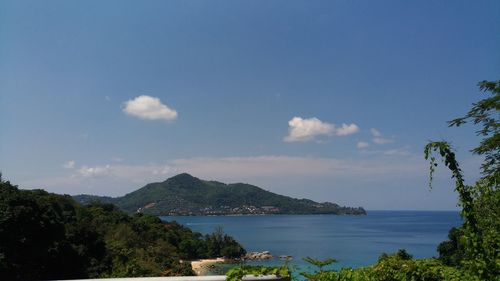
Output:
336,123,360,136
56,154,423,182
373,137,394,144
78,165,111,177
284,117,334,142
370,128,393,144
357,141,370,149
123,95,178,121
62,160,75,169
71,163,173,181
151,165,172,176
69,155,424,183
167,155,426,183
284,117,358,142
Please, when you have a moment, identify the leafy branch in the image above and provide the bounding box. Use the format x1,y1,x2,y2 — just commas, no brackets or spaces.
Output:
226,265,291,281
448,80,499,180
424,141,477,232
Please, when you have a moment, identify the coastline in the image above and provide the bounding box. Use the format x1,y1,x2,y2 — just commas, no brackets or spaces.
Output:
191,258,227,275
169,211,462,269
161,212,367,218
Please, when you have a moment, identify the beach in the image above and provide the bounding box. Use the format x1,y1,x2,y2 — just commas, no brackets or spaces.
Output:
191,258,226,275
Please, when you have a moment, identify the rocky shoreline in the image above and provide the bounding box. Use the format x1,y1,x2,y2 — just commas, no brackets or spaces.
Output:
244,251,273,260
191,251,292,276
244,251,292,261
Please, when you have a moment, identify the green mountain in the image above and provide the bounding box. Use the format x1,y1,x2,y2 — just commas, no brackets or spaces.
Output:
74,173,366,215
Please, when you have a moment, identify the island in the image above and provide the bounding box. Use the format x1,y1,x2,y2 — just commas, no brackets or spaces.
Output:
74,173,366,216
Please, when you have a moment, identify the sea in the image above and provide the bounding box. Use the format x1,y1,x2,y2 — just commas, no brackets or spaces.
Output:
161,211,461,272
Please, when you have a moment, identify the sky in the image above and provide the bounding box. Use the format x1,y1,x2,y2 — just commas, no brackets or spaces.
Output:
1,0,499,210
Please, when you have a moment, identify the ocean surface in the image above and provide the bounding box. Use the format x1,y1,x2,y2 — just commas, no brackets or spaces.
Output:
161,211,461,270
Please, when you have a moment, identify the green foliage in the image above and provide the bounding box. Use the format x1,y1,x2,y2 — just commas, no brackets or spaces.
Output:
370,253,479,281
300,251,480,281
437,227,465,267
301,257,341,281
226,265,291,281
203,226,246,259
0,178,246,280
424,142,474,221
303,257,339,271
0,180,108,280
447,80,499,179
424,80,500,280
395,249,413,261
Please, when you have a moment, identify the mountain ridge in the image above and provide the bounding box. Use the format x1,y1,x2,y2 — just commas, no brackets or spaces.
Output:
73,173,366,215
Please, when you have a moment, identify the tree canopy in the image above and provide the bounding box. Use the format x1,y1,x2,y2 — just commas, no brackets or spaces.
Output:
448,80,499,180
0,178,246,281
424,79,499,280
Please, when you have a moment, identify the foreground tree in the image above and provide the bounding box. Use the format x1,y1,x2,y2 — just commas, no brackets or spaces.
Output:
424,79,499,280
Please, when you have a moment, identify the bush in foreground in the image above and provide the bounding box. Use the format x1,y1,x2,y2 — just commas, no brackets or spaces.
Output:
227,252,479,281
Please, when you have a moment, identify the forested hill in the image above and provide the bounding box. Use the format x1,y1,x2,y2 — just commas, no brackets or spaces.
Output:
0,177,245,280
74,173,366,215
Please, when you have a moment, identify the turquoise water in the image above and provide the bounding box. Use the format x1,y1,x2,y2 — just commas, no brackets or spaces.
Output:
161,211,461,270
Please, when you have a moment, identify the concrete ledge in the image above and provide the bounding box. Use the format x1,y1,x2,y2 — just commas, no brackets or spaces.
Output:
50,275,285,281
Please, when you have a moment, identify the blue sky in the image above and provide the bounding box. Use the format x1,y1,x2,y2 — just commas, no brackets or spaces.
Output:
1,0,498,210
